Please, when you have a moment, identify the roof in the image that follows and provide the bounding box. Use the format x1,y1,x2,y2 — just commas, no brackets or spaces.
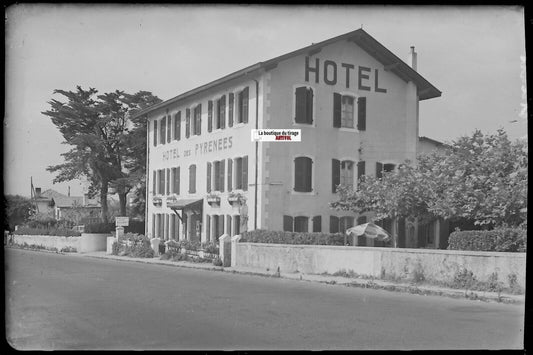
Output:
133,28,441,119
38,189,100,208
419,136,445,146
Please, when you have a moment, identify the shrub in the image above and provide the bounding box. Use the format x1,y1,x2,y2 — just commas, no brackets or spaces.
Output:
447,228,526,252
85,222,115,234
212,257,223,266
240,229,346,246
60,246,77,253
201,241,219,255
114,233,154,258
178,240,201,251
452,268,477,289
13,227,81,237
111,241,119,255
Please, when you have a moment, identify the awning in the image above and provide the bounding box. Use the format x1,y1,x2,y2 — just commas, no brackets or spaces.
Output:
167,198,203,210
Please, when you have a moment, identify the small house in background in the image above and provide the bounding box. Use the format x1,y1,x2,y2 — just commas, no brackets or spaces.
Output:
32,188,101,224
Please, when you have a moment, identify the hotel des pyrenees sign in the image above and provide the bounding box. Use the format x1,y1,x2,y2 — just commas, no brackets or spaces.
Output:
162,135,234,161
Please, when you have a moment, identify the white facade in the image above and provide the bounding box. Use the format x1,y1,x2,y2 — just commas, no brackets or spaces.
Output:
139,29,441,245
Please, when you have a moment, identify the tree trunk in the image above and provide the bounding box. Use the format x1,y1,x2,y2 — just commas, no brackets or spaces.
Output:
118,191,127,217
100,182,109,223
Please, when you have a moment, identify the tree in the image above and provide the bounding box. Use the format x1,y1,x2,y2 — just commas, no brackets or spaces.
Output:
4,195,36,231
43,87,161,222
331,129,527,236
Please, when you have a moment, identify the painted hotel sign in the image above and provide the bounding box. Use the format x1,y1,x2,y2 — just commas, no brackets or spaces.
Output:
162,135,234,161
305,57,387,93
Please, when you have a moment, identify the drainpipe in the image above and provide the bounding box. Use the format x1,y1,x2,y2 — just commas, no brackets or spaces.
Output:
252,78,259,230
145,114,150,237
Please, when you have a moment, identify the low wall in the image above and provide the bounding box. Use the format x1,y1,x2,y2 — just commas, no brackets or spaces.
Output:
80,233,110,253
233,242,526,288
12,234,81,251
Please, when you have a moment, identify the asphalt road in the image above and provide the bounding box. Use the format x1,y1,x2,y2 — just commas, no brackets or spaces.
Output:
5,248,525,350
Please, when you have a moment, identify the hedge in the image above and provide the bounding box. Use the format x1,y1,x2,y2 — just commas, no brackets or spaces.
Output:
239,229,346,246
13,227,81,237
447,228,526,252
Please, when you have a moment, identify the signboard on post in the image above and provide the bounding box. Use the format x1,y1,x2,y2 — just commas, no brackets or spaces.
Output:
115,217,129,227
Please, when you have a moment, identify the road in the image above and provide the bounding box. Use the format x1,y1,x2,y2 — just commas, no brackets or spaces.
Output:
5,248,525,350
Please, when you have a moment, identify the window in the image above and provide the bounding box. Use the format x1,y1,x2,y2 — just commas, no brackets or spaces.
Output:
341,96,354,128
212,215,224,241
206,162,212,193
170,214,176,240
312,216,322,232
189,165,196,194
167,115,172,143
206,215,211,241
330,216,339,233
294,216,309,233
160,116,166,145
172,167,180,194
339,216,354,234
294,156,313,192
340,161,354,190
333,93,366,130
283,215,293,232
216,95,226,129
237,87,249,124
193,104,202,136
153,120,158,146
332,159,354,192
295,86,313,124
234,156,248,191
376,162,395,179
357,161,366,183
213,160,225,192
153,170,157,194
164,214,169,240
174,112,181,141
234,215,241,236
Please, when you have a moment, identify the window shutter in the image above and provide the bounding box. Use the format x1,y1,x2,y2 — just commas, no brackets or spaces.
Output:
189,165,196,193
220,95,226,129
220,159,225,192
159,169,165,195
357,97,366,131
294,158,303,192
242,87,249,123
196,104,202,135
333,93,341,128
376,162,383,179
283,215,294,232
332,159,340,193
357,215,367,225
153,120,158,146
161,116,166,145
228,93,234,127
295,87,307,124
226,215,232,236
153,170,156,194
206,215,211,242
227,158,233,192
185,109,190,138
305,157,313,192
166,168,170,195
207,162,212,193
175,112,181,141
312,216,322,232
167,115,172,143
208,100,213,132
218,215,225,240
330,216,340,233
177,167,180,195
242,155,248,191
306,87,313,124
357,161,366,182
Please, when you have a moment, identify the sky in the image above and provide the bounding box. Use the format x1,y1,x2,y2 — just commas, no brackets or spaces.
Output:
4,4,527,198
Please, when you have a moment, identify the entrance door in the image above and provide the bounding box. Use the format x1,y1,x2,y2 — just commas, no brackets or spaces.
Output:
188,214,202,242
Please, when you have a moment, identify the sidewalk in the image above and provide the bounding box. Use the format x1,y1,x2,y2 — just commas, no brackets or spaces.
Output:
73,251,525,305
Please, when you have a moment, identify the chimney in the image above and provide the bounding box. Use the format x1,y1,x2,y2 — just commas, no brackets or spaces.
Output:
408,46,417,71
35,188,41,197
